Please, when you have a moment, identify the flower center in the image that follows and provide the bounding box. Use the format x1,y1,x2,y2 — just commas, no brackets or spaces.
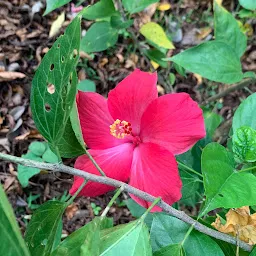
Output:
110,119,132,139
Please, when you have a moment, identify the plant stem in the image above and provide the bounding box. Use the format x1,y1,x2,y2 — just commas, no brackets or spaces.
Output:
85,149,106,176
101,185,124,217
66,179,88,205
239,165,256,172
204,78,256,104
141,197,161,220
0,152,252,252
181,224,194,246
177,161,204,178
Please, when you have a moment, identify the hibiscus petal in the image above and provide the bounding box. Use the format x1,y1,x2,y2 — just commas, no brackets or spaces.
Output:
108,69,158,135
77,91,124,149
70,143,134,197
129,143,182,212
140,93,205,155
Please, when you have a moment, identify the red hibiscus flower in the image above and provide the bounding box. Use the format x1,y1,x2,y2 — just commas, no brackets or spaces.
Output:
70,69,205,211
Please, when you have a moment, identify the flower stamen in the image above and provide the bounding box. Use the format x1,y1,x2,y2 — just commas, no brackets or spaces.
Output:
110,119,132,139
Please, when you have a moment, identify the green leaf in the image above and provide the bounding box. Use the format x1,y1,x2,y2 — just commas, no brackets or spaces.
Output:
243,72,256,79
44,0,71,15
122,0,159,14
140,22,175,49
201,143,256,216
174,63,186,77
42,146,59,163
125,199,153,227
18,152,43,187
0,184,30,256
153,244,184,256
82,0,116,20
25,201,66,256
57,102,86,158
150,213,224,256
239,0,256,10
100,220,152,255
204,110,223,138
78,79,96,92
232,93,256,133
250,247,256,255
28,142,46,156
145,49,168,68
31,16,81,155
51,217,113,256
81,22,118,53
170,41,243,84
110,14,134,29
233,126,256,163
179,168,201,206
214,1,247,57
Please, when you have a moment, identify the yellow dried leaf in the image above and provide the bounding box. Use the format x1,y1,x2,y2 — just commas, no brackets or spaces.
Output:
140,22,175,49
151,60,159,69
215,0,223,5
196,27,212,40
49,12,65,38
212,207,256,245
157,3,171,11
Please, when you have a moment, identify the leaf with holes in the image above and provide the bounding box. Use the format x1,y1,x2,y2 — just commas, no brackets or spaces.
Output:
31,16,81,156
57,102,86,158
0,184,30,256
25,201,66,256
200,143,256,216
233,126,256,163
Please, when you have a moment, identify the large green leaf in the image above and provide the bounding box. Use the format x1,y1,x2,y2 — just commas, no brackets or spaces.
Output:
239,0,256,10
150,213,224,256
31,16,81,155
140,22,175,49
100,220,152,255
204,110,223,139
122,0,159,14
233,126,256,163
81,22,118,53
214,1,247,58
51,217,112,256
0,184,30,256
232,93,256,133
153,244,184,256
17,152,43,187
170,41,243,84
44,0,71,15
82,0,116,20
25,201,66,256
201,143,256,216
57,103,86,158
125,199,153,227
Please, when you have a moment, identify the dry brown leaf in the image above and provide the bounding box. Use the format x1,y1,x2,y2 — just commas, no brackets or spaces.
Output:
65,203,79,220
0,71,26,82
212,207,256,245
49,12,65,38
151,60,159,69
99,58,109,68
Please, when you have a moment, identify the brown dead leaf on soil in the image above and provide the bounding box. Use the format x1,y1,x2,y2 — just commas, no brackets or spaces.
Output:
0,71,26,82
212,206,256,245
65,203,79,220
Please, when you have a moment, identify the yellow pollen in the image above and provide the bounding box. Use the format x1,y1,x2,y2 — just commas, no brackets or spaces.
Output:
110,119,132,139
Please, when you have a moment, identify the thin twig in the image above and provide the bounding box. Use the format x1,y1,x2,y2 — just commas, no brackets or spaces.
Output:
204,78,256,104
0,152,252,252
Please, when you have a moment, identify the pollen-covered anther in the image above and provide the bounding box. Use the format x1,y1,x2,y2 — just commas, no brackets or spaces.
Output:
110,119,132,139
